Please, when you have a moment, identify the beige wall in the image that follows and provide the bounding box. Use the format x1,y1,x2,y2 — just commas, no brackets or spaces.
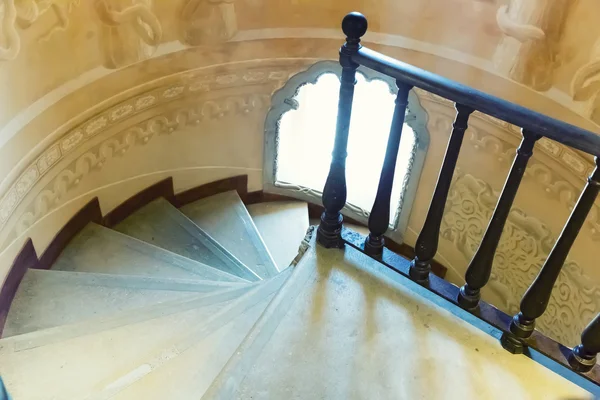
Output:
0,0,599,348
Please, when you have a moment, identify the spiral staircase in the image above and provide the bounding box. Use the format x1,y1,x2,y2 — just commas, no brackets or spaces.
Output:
0,186,591,399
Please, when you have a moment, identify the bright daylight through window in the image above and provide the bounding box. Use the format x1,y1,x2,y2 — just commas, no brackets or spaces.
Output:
275,72,417,226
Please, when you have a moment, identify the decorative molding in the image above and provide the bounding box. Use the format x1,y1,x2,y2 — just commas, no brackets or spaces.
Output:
441,171,600,346
181,0,238,45
94,0,162,69
11,92,269,239
493,0,571,91
0,62,303,242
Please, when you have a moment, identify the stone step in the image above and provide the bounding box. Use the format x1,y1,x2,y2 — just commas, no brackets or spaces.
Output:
181,191,278,279
113,198,260,281
246,201,309,270
3,269,247,337
0,269,291,400
2,284,258,354
110,294,273,400
53,223,247,283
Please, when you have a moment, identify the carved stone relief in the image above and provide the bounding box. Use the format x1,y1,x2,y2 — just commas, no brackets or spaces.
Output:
493,0,572,91
442,171,600,346
180,0,237,46
571,37,600,125
17,0,80,41
0,0,80,60
94,0,162,69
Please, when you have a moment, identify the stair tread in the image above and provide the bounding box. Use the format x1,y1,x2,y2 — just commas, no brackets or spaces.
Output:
113,198,259,281
246,201,309,271
3,269,247,337
2,283,258,354
203,242,589,400
0,299,233,400
52,223,247,283
181,191,278,279
110,294,273,400
0,270,291,400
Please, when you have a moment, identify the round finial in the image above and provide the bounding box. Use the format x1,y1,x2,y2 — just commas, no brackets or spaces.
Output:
342,12,368,39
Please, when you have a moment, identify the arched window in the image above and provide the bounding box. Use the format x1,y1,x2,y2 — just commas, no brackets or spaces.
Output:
264,61,429,242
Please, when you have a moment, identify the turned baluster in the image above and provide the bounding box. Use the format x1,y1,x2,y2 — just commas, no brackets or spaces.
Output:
364,81,412,255
458,130,540,309
569,314,600,373
409,104,473,284
501,157,600,354
317,12,367,248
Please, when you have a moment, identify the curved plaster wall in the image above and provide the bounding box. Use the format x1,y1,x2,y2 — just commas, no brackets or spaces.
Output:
0,0,599,348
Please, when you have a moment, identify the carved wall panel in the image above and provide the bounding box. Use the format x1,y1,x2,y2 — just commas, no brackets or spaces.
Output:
442,171,600,346
94,0,162,69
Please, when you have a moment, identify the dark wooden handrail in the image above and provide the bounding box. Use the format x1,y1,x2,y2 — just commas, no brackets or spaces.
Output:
317,12,600,388
353,48,600,156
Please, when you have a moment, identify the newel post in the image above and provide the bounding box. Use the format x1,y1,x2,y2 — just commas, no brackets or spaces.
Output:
317,12,368,248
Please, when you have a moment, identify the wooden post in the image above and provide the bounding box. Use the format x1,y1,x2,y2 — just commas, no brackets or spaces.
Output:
364,81,412,256
501,157,600,354
317,12,368,248
409,104,473,283
458,130,540,308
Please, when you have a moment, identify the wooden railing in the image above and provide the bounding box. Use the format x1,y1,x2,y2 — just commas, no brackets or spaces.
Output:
317,12,600,385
